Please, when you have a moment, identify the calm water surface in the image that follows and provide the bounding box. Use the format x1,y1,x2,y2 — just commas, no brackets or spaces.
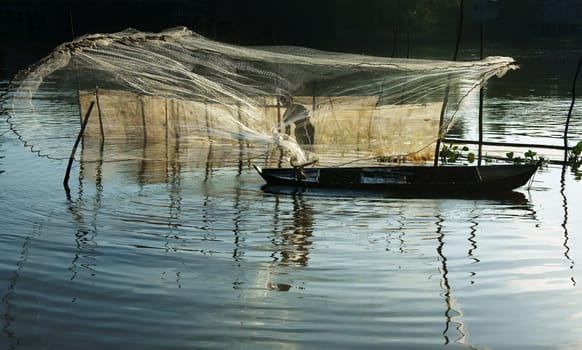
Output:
1,51,582,349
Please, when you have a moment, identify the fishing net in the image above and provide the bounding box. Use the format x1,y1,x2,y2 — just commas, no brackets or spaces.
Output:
2,26,517,167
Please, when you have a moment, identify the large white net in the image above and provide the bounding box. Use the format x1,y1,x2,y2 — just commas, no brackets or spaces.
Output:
3,26,517,167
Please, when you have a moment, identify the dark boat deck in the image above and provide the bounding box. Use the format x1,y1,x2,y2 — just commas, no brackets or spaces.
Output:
254,164,539,197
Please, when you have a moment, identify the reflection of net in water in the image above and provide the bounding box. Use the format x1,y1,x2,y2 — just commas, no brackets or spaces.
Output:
3,26,517,166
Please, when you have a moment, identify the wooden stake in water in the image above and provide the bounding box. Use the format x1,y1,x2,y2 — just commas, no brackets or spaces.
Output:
564,56,582,162
434,0,464,166
64,101,95,194
95,87,105,145
478,21,484,166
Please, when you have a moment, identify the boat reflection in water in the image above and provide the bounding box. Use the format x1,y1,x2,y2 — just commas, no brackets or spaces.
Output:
83,137,523,293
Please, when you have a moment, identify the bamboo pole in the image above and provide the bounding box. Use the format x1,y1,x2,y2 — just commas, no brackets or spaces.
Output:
434,0,464,166
95,87,104,145
64,101,95,194
444,138,573,151
237,103,244,175
478,21,484,166
564,56,582,162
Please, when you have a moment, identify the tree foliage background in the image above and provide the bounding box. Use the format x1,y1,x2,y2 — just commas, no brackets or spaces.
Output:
0,0,579,77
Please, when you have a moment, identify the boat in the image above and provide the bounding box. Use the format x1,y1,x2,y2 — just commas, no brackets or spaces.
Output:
253,163,539,196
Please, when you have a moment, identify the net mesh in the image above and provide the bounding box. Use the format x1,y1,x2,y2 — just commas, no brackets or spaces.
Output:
3,26,517,166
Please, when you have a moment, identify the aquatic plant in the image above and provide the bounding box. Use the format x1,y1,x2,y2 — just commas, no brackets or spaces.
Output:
568,140,582,180
439,144,471,164
505,149,543,165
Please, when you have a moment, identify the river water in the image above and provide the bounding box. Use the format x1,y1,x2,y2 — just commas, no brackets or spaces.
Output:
1,50,582,349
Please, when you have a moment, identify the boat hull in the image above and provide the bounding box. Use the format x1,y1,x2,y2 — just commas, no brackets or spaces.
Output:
254,164,538,196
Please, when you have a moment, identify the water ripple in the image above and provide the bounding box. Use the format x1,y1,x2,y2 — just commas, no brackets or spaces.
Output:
3,66,582,348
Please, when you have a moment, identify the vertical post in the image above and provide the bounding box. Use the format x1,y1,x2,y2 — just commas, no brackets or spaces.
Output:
478,21,484,166
277,97,284,168
165,98,169,159
204,103,212,180
277,96,282,132
140,97,147,144
68,5,75,39
391,23,397,58
434,0,464,166
406,30,410,59
452,0,464,62
237,103,244,175
205,102,211,141
564,56,582,162
64,101,95,194
95,87,105,145
312,82,316,116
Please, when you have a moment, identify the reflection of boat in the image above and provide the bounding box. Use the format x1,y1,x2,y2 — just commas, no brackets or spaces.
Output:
254,163,538,196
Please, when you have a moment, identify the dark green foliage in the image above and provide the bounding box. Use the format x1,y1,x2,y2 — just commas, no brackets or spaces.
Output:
569,140,582,180
506,149,542,165
439,144,471,164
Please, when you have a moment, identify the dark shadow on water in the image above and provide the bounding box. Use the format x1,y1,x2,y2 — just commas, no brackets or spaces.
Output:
67,163,101,283
560,164,576,286
239,191,315,291
274,192,313,268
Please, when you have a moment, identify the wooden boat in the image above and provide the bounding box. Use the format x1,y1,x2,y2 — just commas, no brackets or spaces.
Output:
253,163,538,196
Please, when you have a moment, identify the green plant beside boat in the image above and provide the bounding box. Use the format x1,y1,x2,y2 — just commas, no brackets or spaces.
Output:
439,144,474,164
568,140,582,180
